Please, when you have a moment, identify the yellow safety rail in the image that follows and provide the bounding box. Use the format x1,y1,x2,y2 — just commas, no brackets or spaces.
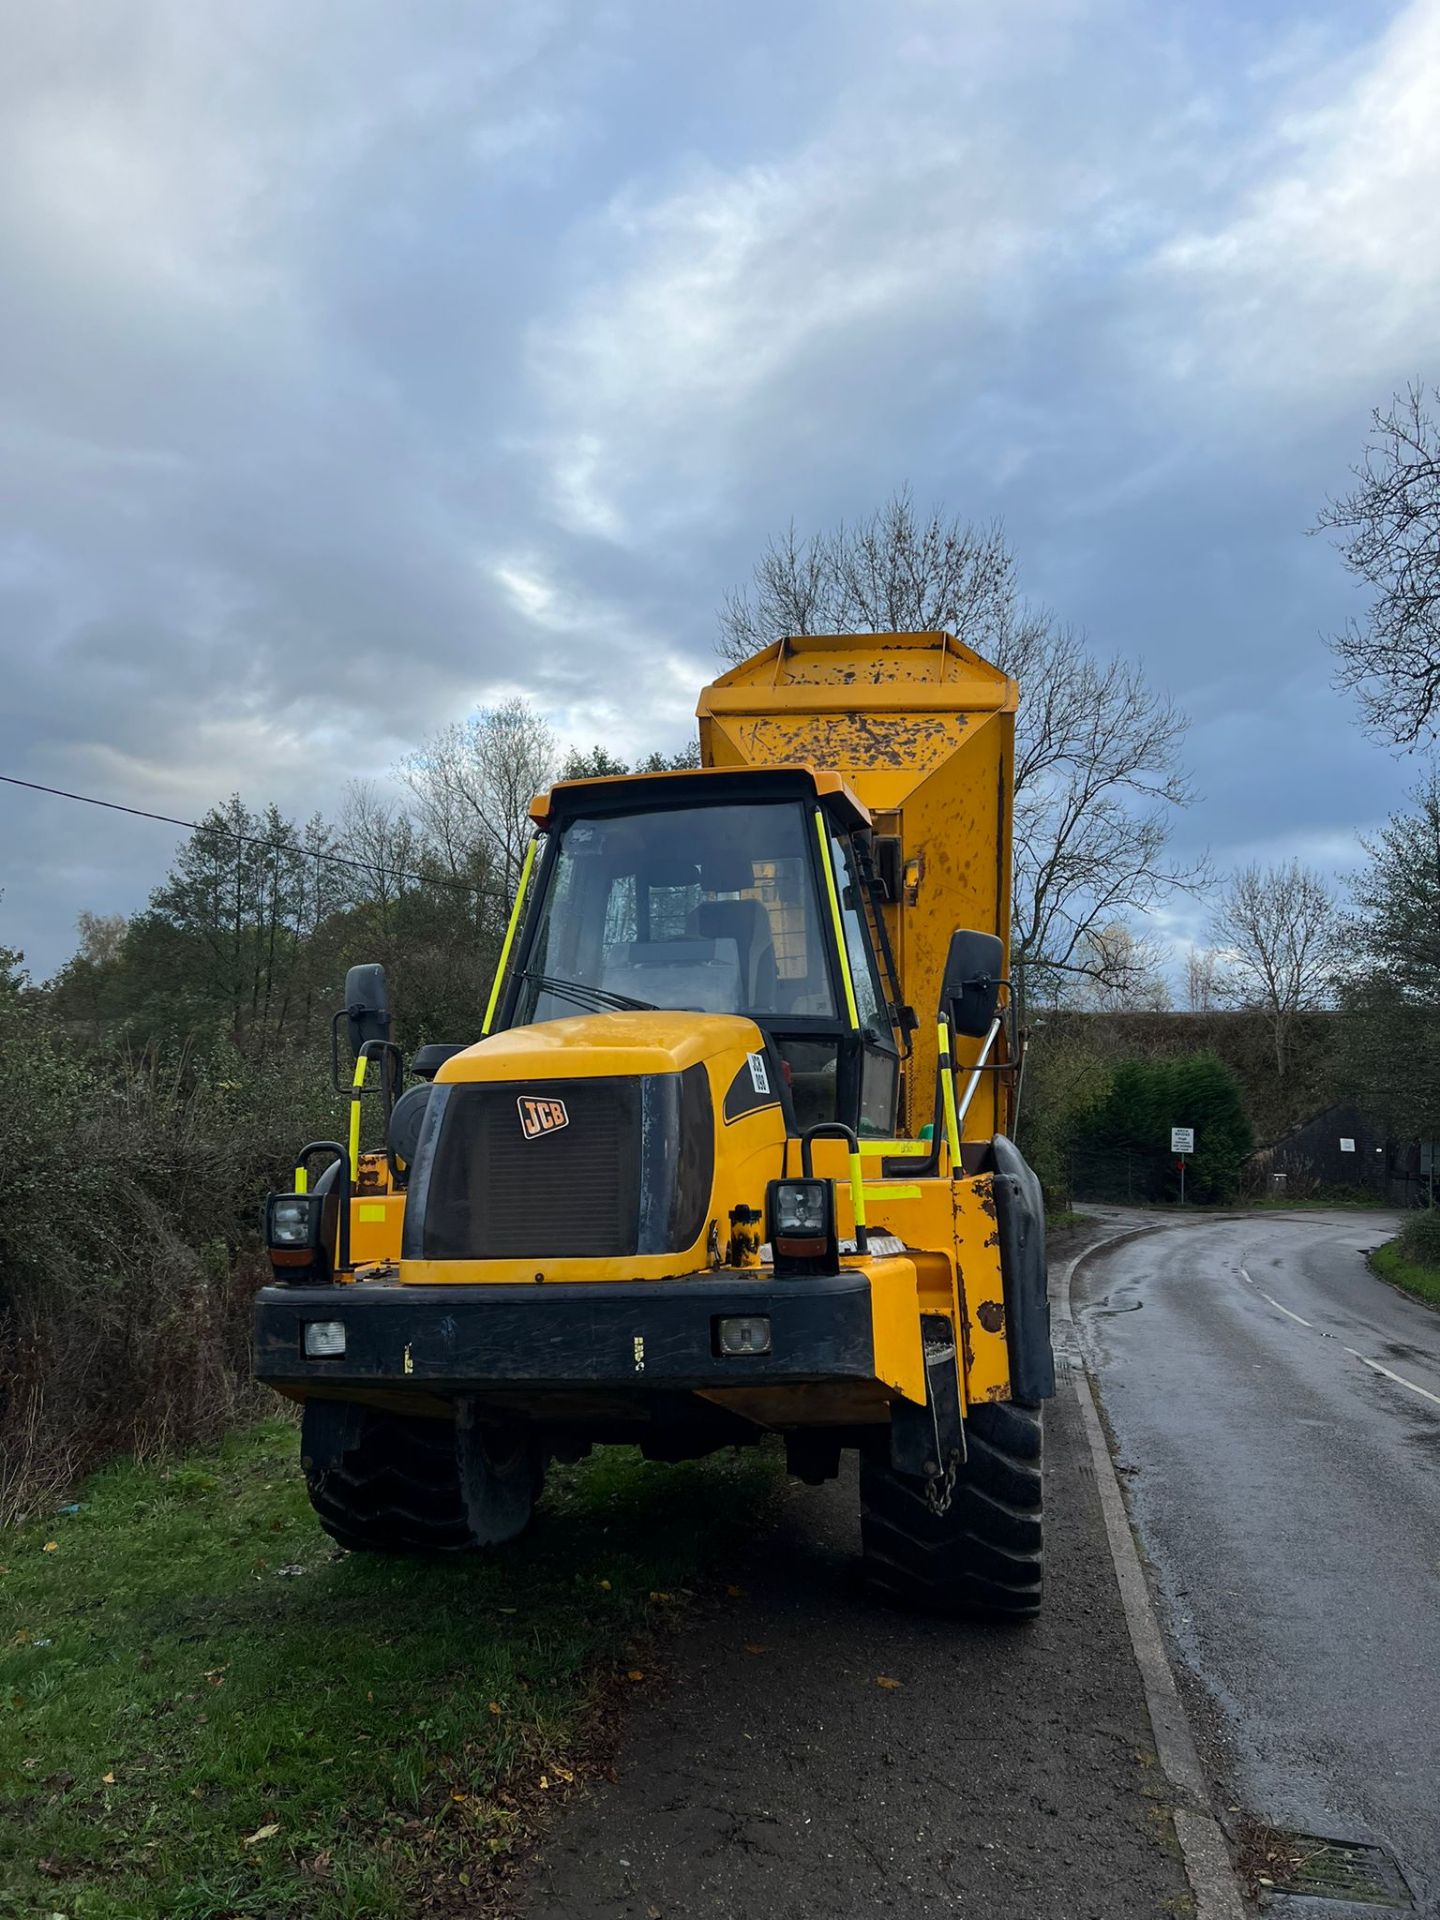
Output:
936,1018,962,1171
848,1145,867,1239
813,811,860,1030
483,838,539,1035
348,1050,368,1177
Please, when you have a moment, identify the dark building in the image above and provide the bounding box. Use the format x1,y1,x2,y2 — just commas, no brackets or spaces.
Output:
1245,1102,1425,1206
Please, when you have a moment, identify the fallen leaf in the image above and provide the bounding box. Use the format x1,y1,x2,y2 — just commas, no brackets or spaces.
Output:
876,1675,903,1690
487,1701,502,1715
743,1644,769,1656
598,1579,612,1592
242,1823,281,1847
626,1669,645,1683
101,1771,116,1784
451,1792,468,1803
42,1542,58,1554
554,1766,574,1783
538,1775,550,1791
649,1591,673,1603
13,1630,29,1645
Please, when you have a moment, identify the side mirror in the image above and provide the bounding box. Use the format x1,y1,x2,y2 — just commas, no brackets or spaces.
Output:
344,962,390,1059
942,929,1004,1038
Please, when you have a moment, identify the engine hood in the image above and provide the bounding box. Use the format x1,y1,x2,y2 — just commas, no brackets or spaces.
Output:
437,1010,766,1082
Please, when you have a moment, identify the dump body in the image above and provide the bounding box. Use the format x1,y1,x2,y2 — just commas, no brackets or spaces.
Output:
698,632,1017,1137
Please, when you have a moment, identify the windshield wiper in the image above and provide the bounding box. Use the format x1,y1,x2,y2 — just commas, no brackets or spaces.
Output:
519,971,658,1014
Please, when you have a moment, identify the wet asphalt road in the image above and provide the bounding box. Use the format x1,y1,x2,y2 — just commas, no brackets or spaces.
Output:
515,1352,1191,1920
1075,1210,1440,1916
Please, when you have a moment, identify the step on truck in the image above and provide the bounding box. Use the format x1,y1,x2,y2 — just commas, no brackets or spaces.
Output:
253,631,1055,1614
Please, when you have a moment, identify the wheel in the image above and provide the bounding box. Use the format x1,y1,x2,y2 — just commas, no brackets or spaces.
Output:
302,1403,543,1554
859,1400,1043,1617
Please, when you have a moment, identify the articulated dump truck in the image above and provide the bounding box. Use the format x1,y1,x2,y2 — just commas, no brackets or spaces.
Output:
254,632,1054,1615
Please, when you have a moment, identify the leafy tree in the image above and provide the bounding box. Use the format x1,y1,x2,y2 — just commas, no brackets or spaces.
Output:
562,745,629,779
1084,1053,1251,1203
1333,767,1440,1141
0,943,25,1004
562,742,701,778
637,742,702,772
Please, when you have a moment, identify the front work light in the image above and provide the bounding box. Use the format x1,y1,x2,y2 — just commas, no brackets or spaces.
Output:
264,1191,330,1280
715,1315,771,1357
766,1177,838,1275
303,1319,347,1358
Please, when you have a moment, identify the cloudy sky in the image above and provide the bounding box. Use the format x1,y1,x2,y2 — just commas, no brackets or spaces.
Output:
2,0,1439,978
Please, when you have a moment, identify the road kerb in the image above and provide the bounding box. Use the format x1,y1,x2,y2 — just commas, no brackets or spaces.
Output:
1054,1228,1249,1920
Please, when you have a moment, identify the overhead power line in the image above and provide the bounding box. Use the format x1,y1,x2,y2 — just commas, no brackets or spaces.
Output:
0,772,495,901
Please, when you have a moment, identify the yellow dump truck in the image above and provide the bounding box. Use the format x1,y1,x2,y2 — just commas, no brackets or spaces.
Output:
254,632,1054,1614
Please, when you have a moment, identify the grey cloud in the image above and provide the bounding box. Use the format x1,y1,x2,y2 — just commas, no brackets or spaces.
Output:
1,0,1437,978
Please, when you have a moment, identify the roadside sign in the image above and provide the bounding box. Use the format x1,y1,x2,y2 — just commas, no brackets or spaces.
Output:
1170,1127,1194,1155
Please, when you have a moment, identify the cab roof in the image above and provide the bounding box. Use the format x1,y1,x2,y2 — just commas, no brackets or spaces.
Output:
528,763,872,832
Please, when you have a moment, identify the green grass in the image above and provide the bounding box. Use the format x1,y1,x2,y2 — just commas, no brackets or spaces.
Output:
1045,1209,1089,1233
0,1421,781,1918
1371,1237,1440,1310
1247,1191,1388,1212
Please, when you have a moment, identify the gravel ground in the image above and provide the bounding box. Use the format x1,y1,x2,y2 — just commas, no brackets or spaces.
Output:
514,1255,1194,1920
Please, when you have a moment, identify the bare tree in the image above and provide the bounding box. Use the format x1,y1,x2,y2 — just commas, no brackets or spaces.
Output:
1316,382,1440,744
720,487,1014,662
1185,945,1222,1012
1058,925,1171,1011
719,493,1204,996
338,782,423,917
401,698,555,902
1210,860,1341,1078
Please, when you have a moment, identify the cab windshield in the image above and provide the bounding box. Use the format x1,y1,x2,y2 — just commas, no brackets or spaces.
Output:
515,801,838,1025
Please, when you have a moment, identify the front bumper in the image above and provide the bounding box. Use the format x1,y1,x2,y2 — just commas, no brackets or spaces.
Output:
253,1271,877,1394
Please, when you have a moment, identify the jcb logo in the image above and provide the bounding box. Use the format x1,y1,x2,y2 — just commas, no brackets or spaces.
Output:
518,1095,569,1140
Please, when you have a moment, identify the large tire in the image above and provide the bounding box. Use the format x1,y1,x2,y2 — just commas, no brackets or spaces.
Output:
859,1400,1043,1618
302,1404,542,1555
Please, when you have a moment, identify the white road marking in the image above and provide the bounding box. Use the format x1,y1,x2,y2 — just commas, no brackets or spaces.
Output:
1239,1265,1440,1410
1342,1345,1440,1410
1239,1267,1315,1328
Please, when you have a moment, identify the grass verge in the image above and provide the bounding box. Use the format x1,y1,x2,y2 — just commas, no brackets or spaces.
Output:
1370,1237,1440,1310
1,1420,781,1918
1045,1209,1089,1234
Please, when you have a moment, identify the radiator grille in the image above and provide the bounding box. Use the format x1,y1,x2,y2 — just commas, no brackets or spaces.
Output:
425,1079,641,1259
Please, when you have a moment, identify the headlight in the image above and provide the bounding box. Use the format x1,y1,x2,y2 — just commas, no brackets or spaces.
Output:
264,1190,329,1279
773,1182,828,1236
303,1320,347,1358
766,1177,837,1273
269,1198,317,1246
